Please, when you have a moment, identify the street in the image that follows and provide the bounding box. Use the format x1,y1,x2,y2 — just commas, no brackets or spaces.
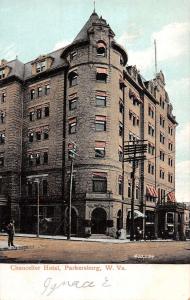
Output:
0,236,190,263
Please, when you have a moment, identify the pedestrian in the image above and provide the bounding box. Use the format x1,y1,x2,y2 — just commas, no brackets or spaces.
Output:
6,220,16,248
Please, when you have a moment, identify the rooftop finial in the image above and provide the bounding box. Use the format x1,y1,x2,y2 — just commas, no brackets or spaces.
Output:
93,0,96,13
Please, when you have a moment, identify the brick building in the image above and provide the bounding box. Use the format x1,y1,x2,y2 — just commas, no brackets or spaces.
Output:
0,12,178,237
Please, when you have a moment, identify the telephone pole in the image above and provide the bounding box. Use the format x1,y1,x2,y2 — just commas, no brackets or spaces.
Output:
124,140,147,241
67,142,77,240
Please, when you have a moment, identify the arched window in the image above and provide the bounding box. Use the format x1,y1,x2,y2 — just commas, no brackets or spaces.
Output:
68,70,78,87
96,41,106,57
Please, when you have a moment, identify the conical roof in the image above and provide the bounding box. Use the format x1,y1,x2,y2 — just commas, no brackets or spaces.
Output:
73,12,100,42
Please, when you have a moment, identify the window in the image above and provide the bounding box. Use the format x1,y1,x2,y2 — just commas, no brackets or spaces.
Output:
0,112,5,124
36,61,47,73
128,181,131,198
160,150,165,161
92,173,107,193
37,87,42,97
69,93,78,110
136,118,139,126
44,84,50,96
36,131,41,141
148,105,154,118
119,122,123,136
129,111,132,120
0,133,5,144
118,146,123,162
42,180,48,195
69,98,77,110
0,69,5,79
168,126,173,136
30,89,35,100
160,98,165,109
0,153,4,167
148,162,154,175
119,99,124,113
43,128,49,140
148,124,155,136
70,51,77,60
1,92,6,103
120,56,124,66
96,91,106,107
168,142,173,151
43,152,48,164
68,117,77,134
160,132,165,144
132,115,136,126
96,41,106,56
118,176,123,195
28,154,33,166
168,173,173,183
168,157,173,167
160,115,165,128
29,111,35,121
95,141,106,158
36,153,40,165
28,132,34,142
95,116,106,131
148,143,155,155
136,185,139,200
36,108,42,119
44,106,49,117
160,169,165,179
96,68,108,83
68,71,78,87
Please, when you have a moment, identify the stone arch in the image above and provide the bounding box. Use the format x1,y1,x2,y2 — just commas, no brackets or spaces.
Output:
91,207,107,234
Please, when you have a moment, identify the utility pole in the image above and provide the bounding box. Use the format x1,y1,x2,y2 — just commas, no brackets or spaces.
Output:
124,140,147,241
67,142,77,240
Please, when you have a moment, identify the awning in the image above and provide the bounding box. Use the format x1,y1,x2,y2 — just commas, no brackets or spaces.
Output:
167,191,175,202
68,93,77,99
97,42,106,49
146,185,158,197
119,77,126,87
96,91,107,97
93,172,107,178
128,210,146,219
95,141,106,148
68,117,77,124
96,67,108,75
96,115,106,121
129,89,142,103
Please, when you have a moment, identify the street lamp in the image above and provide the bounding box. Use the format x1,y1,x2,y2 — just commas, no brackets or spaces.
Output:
34,179,40,237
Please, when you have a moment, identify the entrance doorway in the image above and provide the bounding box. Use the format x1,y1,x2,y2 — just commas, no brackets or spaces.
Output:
91,208,107,234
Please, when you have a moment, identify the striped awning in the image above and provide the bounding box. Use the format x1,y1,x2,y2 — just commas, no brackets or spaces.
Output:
146,185,158,197
129,89,142,103
96,67,108,75
97,42,106,49
167,191,175,202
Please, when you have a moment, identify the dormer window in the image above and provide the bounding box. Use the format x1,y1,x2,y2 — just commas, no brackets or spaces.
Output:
0,69,5,79
68,71,78,87
96,41,106,57
70,51,77,60
36,60,47,73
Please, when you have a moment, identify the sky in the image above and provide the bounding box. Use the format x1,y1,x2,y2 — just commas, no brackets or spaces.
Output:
0,0,190,202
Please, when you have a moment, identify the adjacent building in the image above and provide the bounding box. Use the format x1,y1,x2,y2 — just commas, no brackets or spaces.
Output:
0,11,180,238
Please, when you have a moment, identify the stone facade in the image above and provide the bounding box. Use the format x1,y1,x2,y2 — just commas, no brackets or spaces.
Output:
0,12,178,237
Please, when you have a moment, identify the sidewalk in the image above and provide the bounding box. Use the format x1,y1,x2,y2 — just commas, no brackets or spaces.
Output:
0,232,182,251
